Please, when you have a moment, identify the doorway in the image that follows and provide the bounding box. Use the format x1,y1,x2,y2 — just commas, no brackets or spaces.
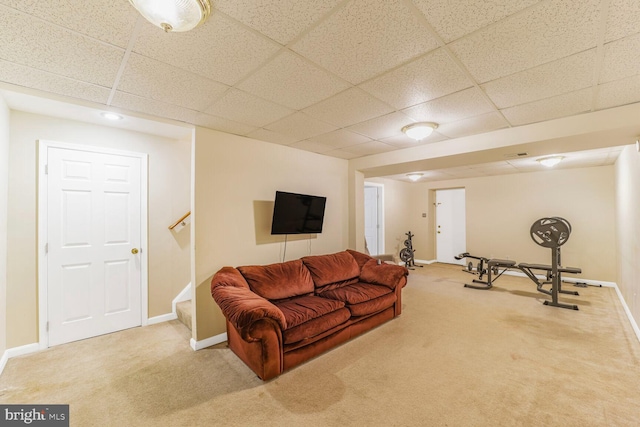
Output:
435,188,466,265
364,184,383,255
38,140,148,347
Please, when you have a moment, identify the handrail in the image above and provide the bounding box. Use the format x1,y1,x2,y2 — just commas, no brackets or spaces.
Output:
169,211,191,230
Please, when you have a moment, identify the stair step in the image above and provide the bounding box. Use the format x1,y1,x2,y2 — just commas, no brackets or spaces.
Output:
176,300,192,331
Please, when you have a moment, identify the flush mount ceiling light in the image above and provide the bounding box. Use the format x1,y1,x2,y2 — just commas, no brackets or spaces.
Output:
100,112,123,121
537,156,564,167
406,173,424,182
129,0,212,32
402,122,438,141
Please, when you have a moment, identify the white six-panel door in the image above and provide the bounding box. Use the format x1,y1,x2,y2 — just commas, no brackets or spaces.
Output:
436,188,466,265
44,144,144,346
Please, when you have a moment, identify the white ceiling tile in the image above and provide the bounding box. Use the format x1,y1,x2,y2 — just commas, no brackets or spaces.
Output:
0,0,138,48
291,0,440,84
0,5,123,86
605,0,640,42
341,141,397,156
381,132,448,148
133,13,280,86
118,54,228,111
238,51,350,110
600,34,640,84
596,74,640,110
246,128,300,146
289,140,336,154
265,112,338,141
449,0,601,83
346,111,416,140
111,91,198,124
482,50,595,109
194,113,257,136
413,0,540,43
360,48,473,110
501,88,592,126
205,89,294,127
215,0,343,45
302,87,393,128
308,129,372,149
402,87,495,125
0,60,110,104
437,112,509,138
324,149,361,160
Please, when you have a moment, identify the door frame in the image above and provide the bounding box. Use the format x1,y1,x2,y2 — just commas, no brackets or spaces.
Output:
37,140,149,349
364,182,384,255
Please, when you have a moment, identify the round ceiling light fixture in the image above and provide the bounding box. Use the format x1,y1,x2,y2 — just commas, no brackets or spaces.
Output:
129,0,212,33
537,156,564,167
402,122,438,141
406,173,424,182
100,112,123,121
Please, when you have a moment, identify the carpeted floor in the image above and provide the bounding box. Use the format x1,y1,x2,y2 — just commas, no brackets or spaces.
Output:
2,263,640,426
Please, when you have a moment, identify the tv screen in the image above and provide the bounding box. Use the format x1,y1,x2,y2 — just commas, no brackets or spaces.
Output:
271,191,327,235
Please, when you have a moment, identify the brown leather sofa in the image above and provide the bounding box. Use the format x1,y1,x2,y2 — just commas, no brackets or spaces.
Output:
211,250,408,380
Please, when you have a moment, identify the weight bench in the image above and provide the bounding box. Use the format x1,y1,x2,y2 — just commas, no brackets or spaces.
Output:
464,259,517,290
518,263,582,309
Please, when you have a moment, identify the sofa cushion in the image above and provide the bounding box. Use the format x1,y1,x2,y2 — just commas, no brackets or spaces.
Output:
320,282,392,305
321,283,396,317
346,249,375,269
274,295,345,329
282,307,351,345
348,292,397,317
238,259,314,300
302,251,360,288
360,259,409,290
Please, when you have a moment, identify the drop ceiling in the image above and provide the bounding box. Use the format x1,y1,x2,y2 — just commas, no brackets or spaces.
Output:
1,0,639,175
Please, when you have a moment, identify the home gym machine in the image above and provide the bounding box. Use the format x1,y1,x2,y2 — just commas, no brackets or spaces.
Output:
457,217,582,310
399,231,422,269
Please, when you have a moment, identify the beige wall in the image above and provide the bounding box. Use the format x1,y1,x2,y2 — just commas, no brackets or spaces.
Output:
365,178,429,261
193,127,349,341
0,94,9,356
416,166,616,281
6,111,190,348
615,145,640,326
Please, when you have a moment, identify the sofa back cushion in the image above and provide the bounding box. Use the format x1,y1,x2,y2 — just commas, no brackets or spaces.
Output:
302,251,360,289
238,259,314,300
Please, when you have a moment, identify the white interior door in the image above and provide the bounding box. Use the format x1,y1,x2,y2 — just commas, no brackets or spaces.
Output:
46,145,144,346
364,185,381,255
436,188,466,265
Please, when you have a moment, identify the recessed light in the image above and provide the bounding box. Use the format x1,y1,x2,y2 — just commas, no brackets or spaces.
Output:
401,122,438,141
100,112,123,121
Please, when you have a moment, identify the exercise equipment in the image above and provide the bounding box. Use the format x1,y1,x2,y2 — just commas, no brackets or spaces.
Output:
399,231,422,269
459,217,583,310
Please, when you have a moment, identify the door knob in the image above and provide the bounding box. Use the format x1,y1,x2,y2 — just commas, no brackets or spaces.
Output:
131,248,139,254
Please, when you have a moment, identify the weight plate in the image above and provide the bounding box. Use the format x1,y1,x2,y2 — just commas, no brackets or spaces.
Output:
530,217,571,248
399,248,413,262
551,216,572,233
468,261,474,272
404,239,411,248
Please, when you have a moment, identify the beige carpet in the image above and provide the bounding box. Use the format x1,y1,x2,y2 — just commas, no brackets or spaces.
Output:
2,264,640,426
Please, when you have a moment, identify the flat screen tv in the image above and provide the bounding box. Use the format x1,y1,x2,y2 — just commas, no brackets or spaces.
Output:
271,191,327,235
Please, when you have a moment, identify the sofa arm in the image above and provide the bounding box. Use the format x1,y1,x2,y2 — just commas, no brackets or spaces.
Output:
359,259,409,290
211,267,287,340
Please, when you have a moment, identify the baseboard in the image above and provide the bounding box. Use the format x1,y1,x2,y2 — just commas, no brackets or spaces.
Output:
0,343,41,377
611,283,640,344
414,259,437,265
148,312,177,325
190,332,227,351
